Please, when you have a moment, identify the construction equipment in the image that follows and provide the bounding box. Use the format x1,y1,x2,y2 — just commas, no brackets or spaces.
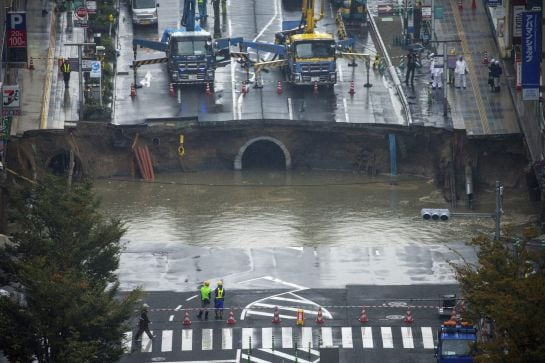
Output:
438,294,457,318
435,320,477,363
235,0,355,88
131,0,239,89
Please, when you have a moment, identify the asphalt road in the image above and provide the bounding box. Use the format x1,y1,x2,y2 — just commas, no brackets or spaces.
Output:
114,0,405,125
120,284,459,362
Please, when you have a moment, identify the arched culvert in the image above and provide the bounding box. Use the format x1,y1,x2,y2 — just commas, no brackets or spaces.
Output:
234,136,292,170
47,150,83,178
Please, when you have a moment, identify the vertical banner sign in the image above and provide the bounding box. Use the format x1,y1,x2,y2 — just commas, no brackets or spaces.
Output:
6,12,28,63
2,85,22,116
521,12,541,101
512,5,525,44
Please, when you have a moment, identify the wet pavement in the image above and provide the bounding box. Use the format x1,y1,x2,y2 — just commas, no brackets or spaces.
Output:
119,285,457,362
113,0,405,125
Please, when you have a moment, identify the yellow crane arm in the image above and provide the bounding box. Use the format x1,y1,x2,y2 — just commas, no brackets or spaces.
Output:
302,0,325,34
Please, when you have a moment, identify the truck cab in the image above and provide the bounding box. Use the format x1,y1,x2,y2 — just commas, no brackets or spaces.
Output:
436,321,477,363
165,31,230,85
131,0,159,26
286,33,337,85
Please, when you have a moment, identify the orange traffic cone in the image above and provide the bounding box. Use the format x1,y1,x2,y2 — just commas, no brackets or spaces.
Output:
272,306,281,324
458,0,463,10
349,80,355,96
276,80,283,95
182,311,192,326
459,301,466,313
227,308,236,325
404,308,414,323
28,57,35,70
130,83,136,98
315,307,325,324
241,82,247,96
359,306,369,323
169,83,175,97
313,81,318,95
205,82,212,96
482,50,489,65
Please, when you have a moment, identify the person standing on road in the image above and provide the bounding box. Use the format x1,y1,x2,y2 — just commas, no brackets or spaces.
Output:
198,0,207,21
214,280,225,319
405,51,417,86
197,280,212,320
134,304,155,342
60,59,71,88
454,56,468,89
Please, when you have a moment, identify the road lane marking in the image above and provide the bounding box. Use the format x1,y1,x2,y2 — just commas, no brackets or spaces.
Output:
322,327,333,347
302,327,313,348
245,309,296,319
241,354,269,363
228,18,237,120
381,327,394,348
123,332,132,352
169,314,174,321
186,294,198,301
175,305,182,311
259,350,314,363
242,328,254,349
253,0,279,42
288,97,293,120
252,302,323,315
222,328,233,350
339,63,344,83
361,327,373,348
181,329,192,351
142,332,153,352
401,327,414,348
202,328,213,350
262,327,272,349
342,327,353,348
161,330,172,352
282,327,293,348
343,97,349,123
422,327,434,349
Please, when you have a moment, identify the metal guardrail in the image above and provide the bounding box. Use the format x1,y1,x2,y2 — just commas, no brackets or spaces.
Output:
39,11,57,129
367,12,413,126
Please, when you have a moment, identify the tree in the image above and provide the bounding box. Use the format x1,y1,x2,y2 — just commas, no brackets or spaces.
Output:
0,176,142,363
452,231,545,362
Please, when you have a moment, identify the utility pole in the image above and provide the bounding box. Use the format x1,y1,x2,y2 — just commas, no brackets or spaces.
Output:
65,42,96,121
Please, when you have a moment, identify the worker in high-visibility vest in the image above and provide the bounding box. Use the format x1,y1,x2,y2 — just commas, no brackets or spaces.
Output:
197,0,207,21
214,280,226,319
197,280,212,320
60,59,71,88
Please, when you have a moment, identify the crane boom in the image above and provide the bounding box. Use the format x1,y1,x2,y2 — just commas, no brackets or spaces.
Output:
302,0,324,33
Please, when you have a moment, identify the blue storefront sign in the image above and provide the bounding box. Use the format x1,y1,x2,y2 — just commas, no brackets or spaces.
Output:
521,12,541,101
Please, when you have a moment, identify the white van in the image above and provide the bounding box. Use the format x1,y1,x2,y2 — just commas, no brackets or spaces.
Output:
131,0,159,26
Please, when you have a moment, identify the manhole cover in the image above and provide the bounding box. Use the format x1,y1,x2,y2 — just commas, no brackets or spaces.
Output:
386,314,406,320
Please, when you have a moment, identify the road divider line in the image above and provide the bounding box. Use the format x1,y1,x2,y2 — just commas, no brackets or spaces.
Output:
343,98,350,122
288,97,293,120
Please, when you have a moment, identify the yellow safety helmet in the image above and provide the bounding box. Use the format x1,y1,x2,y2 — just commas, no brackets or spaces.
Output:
217,280,223,286
204,281,210,286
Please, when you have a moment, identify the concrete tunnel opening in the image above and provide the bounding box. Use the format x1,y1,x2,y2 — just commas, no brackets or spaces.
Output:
234,137,292,171
48,150,83,178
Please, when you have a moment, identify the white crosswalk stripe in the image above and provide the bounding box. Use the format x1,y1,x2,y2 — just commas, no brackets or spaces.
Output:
202,328,213,350
181,329,192,351
361,327,373,348
161,330,172,352
401,327,414,349
321,327,333,347
381,327,394,349
222,328,233,350
342,327,353,348
123,326,438,354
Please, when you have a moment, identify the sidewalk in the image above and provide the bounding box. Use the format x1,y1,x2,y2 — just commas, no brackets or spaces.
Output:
10,0,56,135
435,0,518,136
